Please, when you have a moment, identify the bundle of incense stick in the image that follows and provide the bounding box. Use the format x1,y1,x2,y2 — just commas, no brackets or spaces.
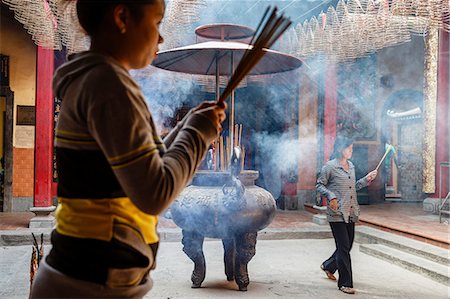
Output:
213,124,245,171
217,6,292,103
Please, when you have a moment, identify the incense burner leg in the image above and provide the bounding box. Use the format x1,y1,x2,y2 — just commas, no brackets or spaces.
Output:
222,238,235,281
181,230,206,288
234,232,257,291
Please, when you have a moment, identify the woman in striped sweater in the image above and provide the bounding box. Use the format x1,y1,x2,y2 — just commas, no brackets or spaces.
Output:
316,135,377,295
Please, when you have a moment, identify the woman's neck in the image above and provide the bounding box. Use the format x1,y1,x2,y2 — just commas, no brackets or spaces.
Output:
90,39,130,70
339,158,349,169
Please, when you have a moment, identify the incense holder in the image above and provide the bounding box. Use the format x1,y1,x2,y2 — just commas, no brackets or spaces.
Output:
170,170,276,291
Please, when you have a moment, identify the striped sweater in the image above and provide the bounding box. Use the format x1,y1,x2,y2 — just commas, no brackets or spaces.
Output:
316,159,368,223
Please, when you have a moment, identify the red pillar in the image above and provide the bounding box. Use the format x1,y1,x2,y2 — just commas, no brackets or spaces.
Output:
34,46,54,208
321,64,338,206
323,64,337,162
435,30,450,198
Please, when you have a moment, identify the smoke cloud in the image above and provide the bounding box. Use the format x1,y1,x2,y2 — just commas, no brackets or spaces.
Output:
132,67,196,132
131,1,429,203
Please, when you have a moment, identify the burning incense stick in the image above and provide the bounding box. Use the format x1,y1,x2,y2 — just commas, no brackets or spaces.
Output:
375,144,393,171
241,146,245,170
218,6,292,103
213,124,245,171
239,124,243,147
220,136,224,171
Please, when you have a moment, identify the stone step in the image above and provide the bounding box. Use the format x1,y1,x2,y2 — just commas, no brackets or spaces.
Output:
356,226,449,265
0,229,51,247
360,243,450,285
385,193,402,198
0,226,333,246
257,227,332,240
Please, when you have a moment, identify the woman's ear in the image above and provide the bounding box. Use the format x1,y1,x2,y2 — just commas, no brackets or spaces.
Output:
113,5,129,34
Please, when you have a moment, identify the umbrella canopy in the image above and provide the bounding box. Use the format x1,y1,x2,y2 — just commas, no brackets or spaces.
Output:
195,24,255,41
152,41,302,76
152,40,302,167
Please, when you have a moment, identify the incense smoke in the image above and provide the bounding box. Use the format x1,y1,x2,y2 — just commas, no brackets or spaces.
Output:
131,1,430,203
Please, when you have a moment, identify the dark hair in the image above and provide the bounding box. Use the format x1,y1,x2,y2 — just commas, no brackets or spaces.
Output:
330,135,353,160
76,0,158,36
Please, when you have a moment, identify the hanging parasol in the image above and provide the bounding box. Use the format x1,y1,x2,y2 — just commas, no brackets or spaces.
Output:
153,41,301,76
152,39,302,169
195,23,255,43
154,8,301,170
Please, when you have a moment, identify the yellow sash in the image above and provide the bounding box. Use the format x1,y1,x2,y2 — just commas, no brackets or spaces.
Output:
55,197,159,244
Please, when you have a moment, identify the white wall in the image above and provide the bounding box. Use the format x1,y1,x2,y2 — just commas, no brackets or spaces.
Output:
0,5,37,148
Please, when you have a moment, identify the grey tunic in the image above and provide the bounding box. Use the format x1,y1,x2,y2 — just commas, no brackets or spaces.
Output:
53,52,218,215
316,159,368,223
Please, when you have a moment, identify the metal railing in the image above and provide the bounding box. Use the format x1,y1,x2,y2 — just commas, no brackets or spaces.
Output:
439,162,450,223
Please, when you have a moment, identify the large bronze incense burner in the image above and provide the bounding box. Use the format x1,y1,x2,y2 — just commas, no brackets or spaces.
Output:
170,169,276,291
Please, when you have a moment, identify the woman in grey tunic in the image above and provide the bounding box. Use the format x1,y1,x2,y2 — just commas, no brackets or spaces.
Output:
30,1,226,298
316,135,377,295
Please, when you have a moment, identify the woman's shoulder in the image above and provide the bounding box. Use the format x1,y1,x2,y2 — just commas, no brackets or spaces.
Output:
348,160,355,168
64,54,146,112
320,159,338,173
80,55,143,102
68,52,136,88
324,159,338,168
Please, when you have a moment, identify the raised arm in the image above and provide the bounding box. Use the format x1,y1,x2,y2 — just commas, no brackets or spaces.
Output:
88,86,222,215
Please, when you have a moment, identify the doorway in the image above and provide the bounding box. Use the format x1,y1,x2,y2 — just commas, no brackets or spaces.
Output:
381,89,424,201
0,86,14,212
